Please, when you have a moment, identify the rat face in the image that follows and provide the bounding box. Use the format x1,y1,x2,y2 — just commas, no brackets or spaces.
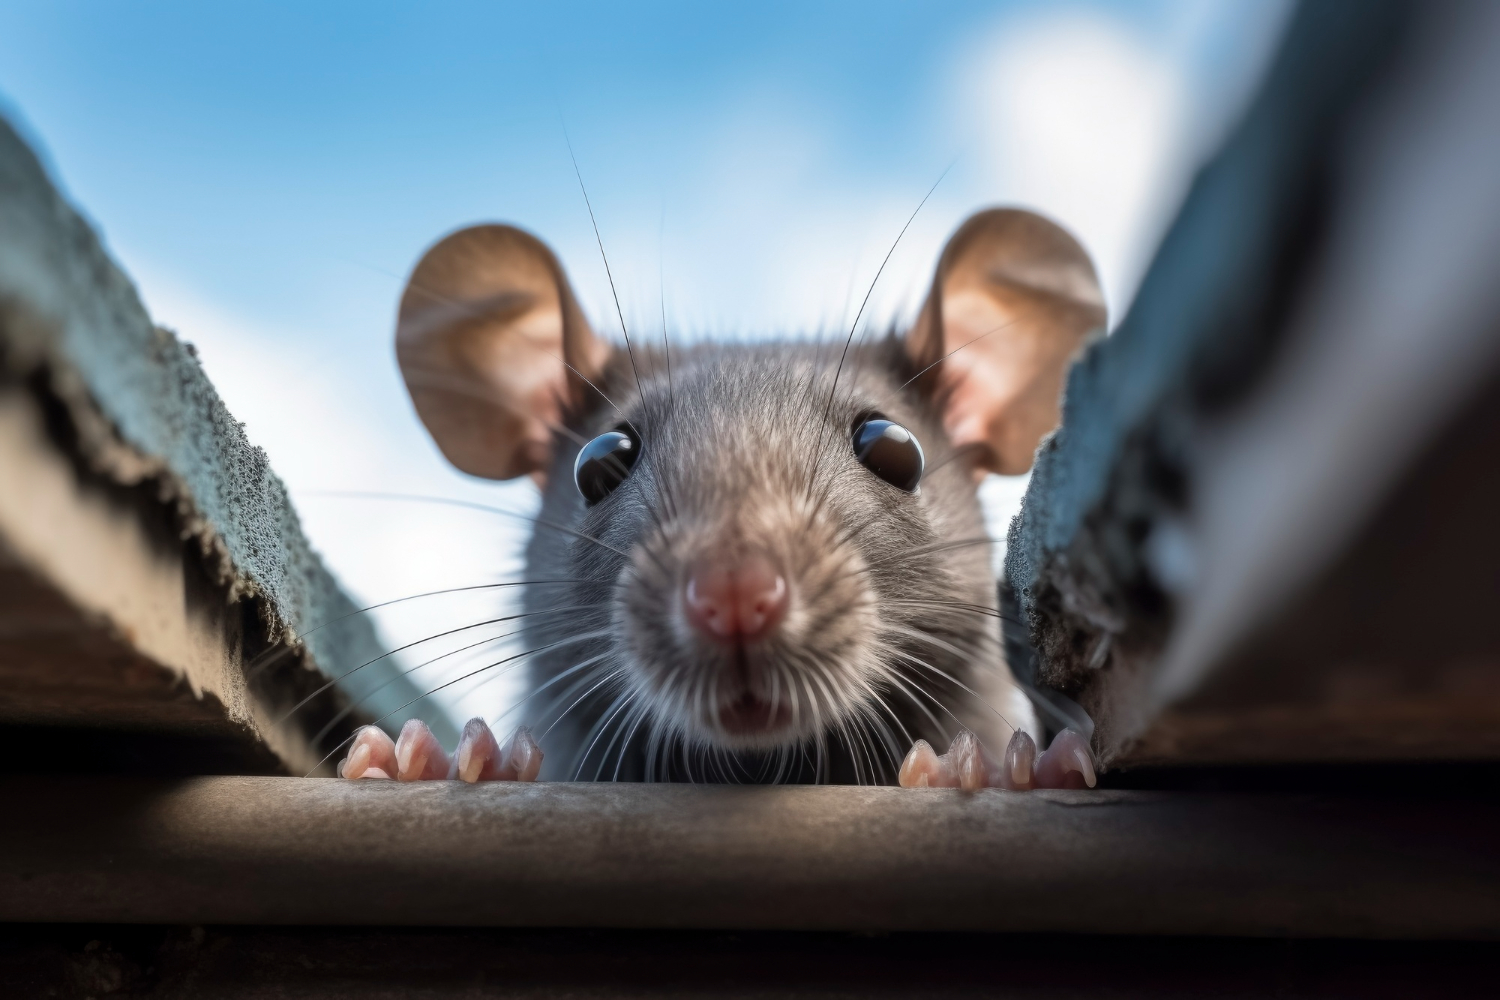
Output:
561,346,984,754
394,211,1104,780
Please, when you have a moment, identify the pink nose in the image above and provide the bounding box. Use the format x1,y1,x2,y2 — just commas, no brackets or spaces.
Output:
683,554,788,642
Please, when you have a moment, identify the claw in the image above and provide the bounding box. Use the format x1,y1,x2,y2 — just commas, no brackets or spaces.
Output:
948,730,994,791
455,717,503,783
898,727,1079,791
1034,729,1097,789
898,738,958,787
394,719,451,781
998,729,1038,790
339,725,397,780
453,719,543,782
497,726,543,782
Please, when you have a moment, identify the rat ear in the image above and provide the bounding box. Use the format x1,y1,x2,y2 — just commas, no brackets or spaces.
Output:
907,209,1106,476
395,224,609,480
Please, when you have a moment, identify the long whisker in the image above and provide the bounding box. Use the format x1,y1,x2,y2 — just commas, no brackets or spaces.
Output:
302,490,630,559
308,622,557,749
805,163,954,501
861,536,998,571
249,578,589,675
490,650,614,728
401,366,590,447
577,690,640,780
877,317,1020,408
541,668,625,740
875,667,951,741
612,701,652,782
887,598,1026,628
567,133,651,434
277,603,602,726
883,628,1015,733
306,629,610,776
918,441,989,483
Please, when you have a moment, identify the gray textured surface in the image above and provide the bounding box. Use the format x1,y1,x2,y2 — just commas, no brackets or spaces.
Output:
0,112,452,745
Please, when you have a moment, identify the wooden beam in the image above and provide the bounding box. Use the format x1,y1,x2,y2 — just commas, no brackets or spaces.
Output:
4,777,1497,938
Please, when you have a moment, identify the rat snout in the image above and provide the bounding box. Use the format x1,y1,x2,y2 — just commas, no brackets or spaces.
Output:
682,553,788,643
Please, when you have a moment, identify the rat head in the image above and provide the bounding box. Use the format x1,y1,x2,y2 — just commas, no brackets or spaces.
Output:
395,211,1103,763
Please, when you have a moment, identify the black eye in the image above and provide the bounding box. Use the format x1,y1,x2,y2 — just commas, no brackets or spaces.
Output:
574,424,640,505
852,418,924,492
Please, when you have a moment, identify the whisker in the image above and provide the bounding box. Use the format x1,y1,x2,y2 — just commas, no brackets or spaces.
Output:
277,603,603,727
302,490,630,559
248,578,589,676
877,317,1020,408
307,621,561,748
490,650,615,728
566,132,652,441
606,699,652,782
575,689,639,780
541,668,625,740
305,629,611,776
805,162,954,502
882,629,1015,734
876,667,951,741
887,598,1025,628
861,536,998,571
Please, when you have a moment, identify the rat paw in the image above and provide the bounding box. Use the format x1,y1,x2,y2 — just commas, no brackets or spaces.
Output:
338,725,399,779
454,718,543,783
898,728,1093,790
1033,727,1097,789
392,718,453,780
338,719,543,782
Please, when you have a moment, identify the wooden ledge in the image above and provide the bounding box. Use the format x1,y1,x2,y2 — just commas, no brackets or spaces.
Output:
4,777,1496,938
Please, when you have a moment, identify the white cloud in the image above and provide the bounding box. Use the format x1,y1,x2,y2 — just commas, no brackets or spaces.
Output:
961,10,1192,324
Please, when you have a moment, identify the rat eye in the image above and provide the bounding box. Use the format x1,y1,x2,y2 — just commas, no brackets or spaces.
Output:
852,418,924,492
574,424,640,505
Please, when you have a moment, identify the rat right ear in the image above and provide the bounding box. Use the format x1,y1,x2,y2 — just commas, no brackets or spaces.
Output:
395,225,609,480
906,209,1107,476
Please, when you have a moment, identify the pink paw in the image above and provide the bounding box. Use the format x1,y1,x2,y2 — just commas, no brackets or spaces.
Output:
338,718,542,783
454,717,544,783
338,725,398,779
898,728,1095,790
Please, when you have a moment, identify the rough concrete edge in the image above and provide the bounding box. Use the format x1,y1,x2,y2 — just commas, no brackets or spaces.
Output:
1002,0,1416,762
0,112,456,748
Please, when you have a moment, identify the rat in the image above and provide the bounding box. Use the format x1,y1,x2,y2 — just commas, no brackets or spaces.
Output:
336,208,1104,790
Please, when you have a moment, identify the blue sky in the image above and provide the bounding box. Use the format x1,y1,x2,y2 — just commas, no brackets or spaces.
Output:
0,0,1290,729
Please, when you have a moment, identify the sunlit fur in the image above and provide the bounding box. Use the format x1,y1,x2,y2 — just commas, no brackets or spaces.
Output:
518,335,1035,783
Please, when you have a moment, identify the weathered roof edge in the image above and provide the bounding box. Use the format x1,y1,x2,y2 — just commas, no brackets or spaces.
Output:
0,113,456,747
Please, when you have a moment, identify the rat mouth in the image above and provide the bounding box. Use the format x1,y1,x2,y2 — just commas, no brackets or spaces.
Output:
717,693,792,736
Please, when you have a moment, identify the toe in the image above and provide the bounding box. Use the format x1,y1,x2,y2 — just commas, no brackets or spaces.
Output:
456,717,506,782
496,726,543,782
997,729,1038,790
947,730,996,791
339,725,397,780
394,719,451,781
899,738,959,788
1034,729,1097,789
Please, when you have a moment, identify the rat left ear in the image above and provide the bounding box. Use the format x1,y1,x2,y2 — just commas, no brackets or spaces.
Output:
907,208,1106,475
